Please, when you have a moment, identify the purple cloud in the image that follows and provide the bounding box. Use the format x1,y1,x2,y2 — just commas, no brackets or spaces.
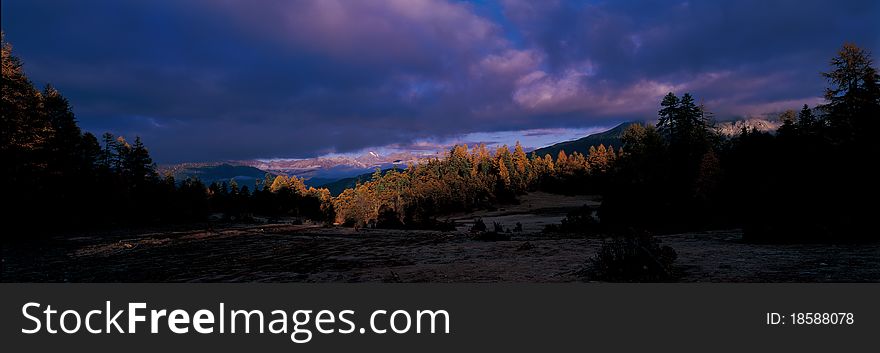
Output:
2,0,878,163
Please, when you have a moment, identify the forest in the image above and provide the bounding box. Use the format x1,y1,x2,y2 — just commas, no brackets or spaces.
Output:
3,32,878,243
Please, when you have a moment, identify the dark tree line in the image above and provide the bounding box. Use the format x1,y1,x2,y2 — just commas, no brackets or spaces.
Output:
602,43,879,242
2,35,330,232
598,91,720,231
724,45,879,242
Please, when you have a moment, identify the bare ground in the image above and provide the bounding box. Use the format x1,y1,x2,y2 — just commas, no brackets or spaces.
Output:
2,192,878,282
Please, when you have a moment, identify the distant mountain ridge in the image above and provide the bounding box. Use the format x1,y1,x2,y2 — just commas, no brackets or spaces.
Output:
532,117,783,158
161,164,275,187
161,118,781,191
242,151,432,173
159,151,436,189
532,122,639,157
318,168,398,196
713,118,781,136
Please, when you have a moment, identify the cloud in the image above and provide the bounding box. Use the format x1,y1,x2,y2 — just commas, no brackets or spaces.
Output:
2,0,878,163
476,49,543,76
207,0,503,74
514,70,576,108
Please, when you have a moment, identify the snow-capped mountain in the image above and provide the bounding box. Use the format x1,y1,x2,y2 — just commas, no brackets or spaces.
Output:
714,118,782,136
161,150,439,188
242,151,434,175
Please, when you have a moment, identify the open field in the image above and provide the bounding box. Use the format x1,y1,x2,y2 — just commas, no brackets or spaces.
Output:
2,193,878,282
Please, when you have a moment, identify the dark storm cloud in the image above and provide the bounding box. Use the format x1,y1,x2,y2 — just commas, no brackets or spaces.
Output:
2,0,878,162
501,0,879,112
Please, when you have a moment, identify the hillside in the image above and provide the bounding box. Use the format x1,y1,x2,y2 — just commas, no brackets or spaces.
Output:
318,168,398,196
532,122,640,157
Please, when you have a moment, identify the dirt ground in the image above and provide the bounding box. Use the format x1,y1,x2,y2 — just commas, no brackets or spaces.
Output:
2,192,878,282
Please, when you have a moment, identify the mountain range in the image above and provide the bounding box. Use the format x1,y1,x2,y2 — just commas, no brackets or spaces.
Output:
161,117,782,190
159,151,435,189
532,122,638,157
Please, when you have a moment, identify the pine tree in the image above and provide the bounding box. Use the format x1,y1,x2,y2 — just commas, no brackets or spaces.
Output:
512,142,529,191
113,136,131,173
43,85,83,174
289,175,309,195
821,43,880,140
678,93,703,139
796,104,816,132
99,133,117,171
556,150,568,166
513,142,528,174
777,109,798,136
230,178,240,195
657,92,680,138
497,159,511,187
589,145,610,173
270,175,289,192
126,136,157,184
2,32,52,193
263,173,275,191
779,109,797,124
543,154,555,174
79,132,102,171
1,33,50,156
658,92,712,151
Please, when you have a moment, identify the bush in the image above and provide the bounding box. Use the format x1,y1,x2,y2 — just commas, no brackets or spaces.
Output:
588,232,677,282
375,206,404,229
470,218,487,232
543,206,599,233
473,231,511,241
468,218,511,240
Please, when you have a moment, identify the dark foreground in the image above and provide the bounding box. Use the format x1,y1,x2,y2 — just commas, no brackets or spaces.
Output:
3,223,878,282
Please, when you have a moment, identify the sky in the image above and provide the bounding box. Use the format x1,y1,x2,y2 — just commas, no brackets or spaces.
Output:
3,0,878,163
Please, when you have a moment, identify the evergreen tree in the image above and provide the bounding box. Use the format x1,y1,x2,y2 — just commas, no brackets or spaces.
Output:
99,132,117,170
126,136,157,185
821,43,880,141
657,92,709,146
79,132,102,171
230,179,240,195
270,175,289,192
43,85,83,173
497,159,511,187
678,93,706,143
1,33,49,157
512,142,529,175
777,109,798,136
113,136,131,173
657,92,680,139
2,33,51,192
796,104,817,132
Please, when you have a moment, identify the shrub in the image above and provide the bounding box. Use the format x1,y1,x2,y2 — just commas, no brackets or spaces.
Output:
473,231,511,241
543,205,599,233
375,206,404,229
470,218,487,232
588,232,677,282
